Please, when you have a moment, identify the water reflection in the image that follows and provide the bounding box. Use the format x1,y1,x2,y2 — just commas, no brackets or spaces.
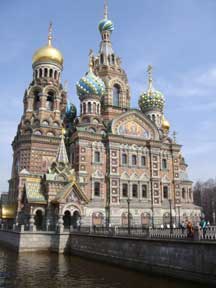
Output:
0,246,210,288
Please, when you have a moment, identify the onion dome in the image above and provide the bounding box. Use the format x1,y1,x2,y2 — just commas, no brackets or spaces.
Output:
98,1,114,34
99,19,114,34
65,102,77,119
161,116,170,133
139,65,165,112
32,23,63,66
76,56,106,97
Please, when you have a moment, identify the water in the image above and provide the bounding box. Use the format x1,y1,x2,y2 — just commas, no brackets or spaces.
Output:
0,246,210,288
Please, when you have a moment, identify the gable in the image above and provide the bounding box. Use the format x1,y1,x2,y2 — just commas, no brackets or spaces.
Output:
111,110,160,141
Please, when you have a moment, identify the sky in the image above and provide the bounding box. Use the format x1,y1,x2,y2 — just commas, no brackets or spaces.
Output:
0,0,216,192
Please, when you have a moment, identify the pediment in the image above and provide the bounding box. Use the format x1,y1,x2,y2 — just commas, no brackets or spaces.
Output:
162,175,170,183
140,173,149,182
92,170,104,179
53,182,89,204
121,172,130,180
111,110,159,140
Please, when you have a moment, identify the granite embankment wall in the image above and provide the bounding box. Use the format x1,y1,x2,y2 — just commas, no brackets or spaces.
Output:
0,230,70,253
69,233,216,285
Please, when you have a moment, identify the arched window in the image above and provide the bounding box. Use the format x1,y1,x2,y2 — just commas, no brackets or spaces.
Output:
94,182,100,197
100,54,104,64
44,68,48,77
35,70,38,79
182,188,186,199
49,69,53,78
113,84,120,106
39,69,42,78
46,91,54,110
88,102,91,113
122,184,128,198
152,114,156,123
97,104,100,114
83,103,86,114
112,54,115,64
54,70,57,80
93,102,96,114
162,159,167,169
33,90,40,111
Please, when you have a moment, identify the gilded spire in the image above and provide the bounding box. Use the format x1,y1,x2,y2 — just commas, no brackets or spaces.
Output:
89,49,94,72
104,0,108,19
147,65,153,91
56,129,69,164
48,21,53,46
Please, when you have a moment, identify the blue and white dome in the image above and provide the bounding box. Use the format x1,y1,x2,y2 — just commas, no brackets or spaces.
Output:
139,90,165,112
98,19,114,34
65,102,77,119
76,71,106,98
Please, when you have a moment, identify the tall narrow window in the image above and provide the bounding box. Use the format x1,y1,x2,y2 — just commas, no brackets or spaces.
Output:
162,159,167,170
95,151,100,163
113,84,120,106
122,184,128,198
182,188,186,199
94,182,100,197
44,68,48,77
88,102,91,113
132,155,137,166
141,156,146,166
49,69,53,78
163,186,168,199
34,91,40,111
142,185,147,198
122,154,127,165
46,91,54,110
132,184,138,198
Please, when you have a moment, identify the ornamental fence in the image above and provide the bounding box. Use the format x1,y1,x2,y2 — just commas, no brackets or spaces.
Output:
0,223,216,241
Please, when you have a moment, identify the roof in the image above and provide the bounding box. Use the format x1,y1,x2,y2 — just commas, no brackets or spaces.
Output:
25,181,46,204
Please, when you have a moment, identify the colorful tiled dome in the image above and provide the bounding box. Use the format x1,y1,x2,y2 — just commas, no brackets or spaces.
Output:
99,18,114,34
76,71,106,97
139,90,165,112
65,102,77,119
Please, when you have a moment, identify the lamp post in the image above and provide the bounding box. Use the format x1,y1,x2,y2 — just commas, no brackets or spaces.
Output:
178,206,181,227
127,198,131,235
168,198,173,234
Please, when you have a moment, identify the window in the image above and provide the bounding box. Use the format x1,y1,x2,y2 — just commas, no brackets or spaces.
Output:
182,188,186,199
95,151,100,163
122,154,127,165
163,186,168,199
189,188,192,199
46,91,54,110
88,102,91,113
141,156,146,166
34,91,40,111
94,182,100,197
122,184,128,198
132,155,137,165
162,159,167,170
142,185,147,198
132,184,138,198
113,84,120,106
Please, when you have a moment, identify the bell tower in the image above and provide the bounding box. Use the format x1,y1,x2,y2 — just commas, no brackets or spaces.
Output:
8,24,67,204
93,1,131,121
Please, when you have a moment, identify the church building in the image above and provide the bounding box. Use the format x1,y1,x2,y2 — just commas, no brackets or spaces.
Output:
0,2,201,228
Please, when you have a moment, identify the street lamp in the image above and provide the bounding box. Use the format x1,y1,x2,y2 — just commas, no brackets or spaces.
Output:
168,198,173,234
127,198,131,235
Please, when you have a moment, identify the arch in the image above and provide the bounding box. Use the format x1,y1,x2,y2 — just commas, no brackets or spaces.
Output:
182,188,186,199
97,104,100,114
34,209,44,230
53,122,59,128
39,68,42,78
92,212,104,226
163,212,170,226
34,130,42,136
35,70,38,79
44,68,48,77
83,102,86,114
112,54,115,64
113,84,120,106
100,54,104,64
49,69,53,78
93,102,96,114
54,70,58,80
88,102,91,113
121,212,133,226
47,131,55,137
33,90,41,111
63,210,71,229
46,91,54,111
152,114,156,123
141,213,151,227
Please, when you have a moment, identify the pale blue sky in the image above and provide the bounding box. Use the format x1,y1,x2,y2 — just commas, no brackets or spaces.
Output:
0,0,216,191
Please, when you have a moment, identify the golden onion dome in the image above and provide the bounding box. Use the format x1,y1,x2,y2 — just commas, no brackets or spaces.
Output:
32,23,63,66
162,116,170,132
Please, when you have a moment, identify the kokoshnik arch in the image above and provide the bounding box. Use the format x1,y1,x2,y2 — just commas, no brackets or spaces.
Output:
0,1,201,228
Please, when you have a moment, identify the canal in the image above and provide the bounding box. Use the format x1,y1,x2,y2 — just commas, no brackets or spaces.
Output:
0,246,210,288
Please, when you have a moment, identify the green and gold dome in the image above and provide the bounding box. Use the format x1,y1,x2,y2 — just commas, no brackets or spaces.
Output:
98,1,114,34
139,65,165,112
